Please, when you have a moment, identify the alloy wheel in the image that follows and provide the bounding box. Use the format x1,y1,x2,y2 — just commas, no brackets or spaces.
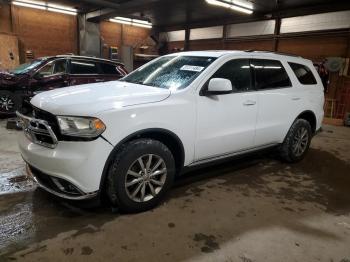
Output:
125,154,167,202
0,95,15,112
292,127,309,157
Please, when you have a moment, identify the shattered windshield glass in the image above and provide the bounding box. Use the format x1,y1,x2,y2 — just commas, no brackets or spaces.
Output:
121,55,216,90
9,58,46,75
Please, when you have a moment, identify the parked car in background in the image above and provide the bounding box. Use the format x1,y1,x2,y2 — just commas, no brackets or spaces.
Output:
0,55,127,116
17,51,324,213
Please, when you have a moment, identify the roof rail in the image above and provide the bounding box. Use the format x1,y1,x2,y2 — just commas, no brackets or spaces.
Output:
245,50,301,58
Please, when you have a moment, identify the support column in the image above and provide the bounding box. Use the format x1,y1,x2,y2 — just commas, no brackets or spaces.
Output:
78,14,101,57
273,17,281,52
184,27,190,51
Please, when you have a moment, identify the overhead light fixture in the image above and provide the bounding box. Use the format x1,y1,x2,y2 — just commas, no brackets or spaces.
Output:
12,0,77,15
110,16,152,29
206,0,253,14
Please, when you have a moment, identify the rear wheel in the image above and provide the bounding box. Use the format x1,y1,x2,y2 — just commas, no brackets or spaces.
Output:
279,119,312,163
107,139,175,213
0,91,20,115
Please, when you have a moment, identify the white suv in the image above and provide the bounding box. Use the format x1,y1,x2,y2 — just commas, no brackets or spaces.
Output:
17,51,324,212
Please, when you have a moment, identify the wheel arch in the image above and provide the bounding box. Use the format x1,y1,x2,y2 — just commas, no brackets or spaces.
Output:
99,128,185,193
296,110,317,134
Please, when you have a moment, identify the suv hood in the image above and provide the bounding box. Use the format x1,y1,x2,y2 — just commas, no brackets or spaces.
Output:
30,81,171,116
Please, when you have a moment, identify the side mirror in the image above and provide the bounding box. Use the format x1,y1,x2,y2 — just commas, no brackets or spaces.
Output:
204,78,233,95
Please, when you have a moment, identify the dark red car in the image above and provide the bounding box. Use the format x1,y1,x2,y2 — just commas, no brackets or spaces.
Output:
0,55,128,116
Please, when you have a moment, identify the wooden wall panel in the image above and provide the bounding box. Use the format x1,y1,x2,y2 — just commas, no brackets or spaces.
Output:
0,34,19,70
278,35,349,60
168,41,185,52
189,39,224,50
224,39,274,51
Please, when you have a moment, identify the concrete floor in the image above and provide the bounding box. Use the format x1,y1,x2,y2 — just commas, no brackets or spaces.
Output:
0,120,349,262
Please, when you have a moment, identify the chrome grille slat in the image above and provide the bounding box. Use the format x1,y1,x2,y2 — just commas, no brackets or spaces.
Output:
16,111,58,149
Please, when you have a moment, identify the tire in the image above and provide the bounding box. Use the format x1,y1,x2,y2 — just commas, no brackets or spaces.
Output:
106,138,176,213
279,119,312,163
0,90,21,116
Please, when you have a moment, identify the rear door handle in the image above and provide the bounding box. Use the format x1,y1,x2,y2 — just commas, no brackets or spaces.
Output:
243,100,256,106
95,79,104,82
292,97,301,101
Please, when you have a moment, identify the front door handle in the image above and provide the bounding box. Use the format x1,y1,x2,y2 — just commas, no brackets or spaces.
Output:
292,97,301,101
243,100,256,106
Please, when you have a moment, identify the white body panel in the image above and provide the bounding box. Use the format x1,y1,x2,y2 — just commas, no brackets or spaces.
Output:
18,50,324,196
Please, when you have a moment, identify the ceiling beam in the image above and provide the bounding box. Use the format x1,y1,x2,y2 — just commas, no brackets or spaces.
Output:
78,0,121,9
86,0,161,23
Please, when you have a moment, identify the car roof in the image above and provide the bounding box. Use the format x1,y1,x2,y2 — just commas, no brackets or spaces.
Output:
167,50,310,63
51,55,124,65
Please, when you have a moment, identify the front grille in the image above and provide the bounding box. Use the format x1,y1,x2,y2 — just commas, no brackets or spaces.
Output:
17,110,58,149
32,107,61,137
29,165,83,196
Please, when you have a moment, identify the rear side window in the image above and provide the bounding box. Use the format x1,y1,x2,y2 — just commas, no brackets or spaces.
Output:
251,59,291,90
211,59,251,92
289,62,317,85
99,62,121,75
70,60,99,74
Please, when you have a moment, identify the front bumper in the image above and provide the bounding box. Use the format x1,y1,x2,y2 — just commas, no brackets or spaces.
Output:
26,164,98,200
19,132,114,198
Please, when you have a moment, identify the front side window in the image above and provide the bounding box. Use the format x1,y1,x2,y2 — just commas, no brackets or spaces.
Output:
251,59,291,90
121,56,216,90
36,61,55,78
53,59,67,74
289,62,317,85
35,59,67,78
70,60,99,74
211,59,252,92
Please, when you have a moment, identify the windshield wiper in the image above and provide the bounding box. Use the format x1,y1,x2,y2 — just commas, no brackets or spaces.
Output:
135,81,155,87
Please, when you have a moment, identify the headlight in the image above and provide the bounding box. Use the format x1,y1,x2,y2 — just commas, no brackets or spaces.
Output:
57,116,106,138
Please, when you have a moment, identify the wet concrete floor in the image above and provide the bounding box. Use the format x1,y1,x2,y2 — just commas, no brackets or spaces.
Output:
0,120,349,261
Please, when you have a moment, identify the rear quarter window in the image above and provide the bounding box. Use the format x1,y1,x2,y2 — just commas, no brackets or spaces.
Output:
288,62,317,85
99,62,121,75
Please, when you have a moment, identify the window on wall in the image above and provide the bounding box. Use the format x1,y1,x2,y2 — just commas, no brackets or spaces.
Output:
211,59,252,92
288,62,317,85
251,59,291,89
70,60,99,74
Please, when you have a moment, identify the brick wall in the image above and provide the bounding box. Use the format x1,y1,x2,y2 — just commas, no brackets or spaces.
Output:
100,21,151,48
11,5,78,62
100,21,153,59
100,21,122,48
0,4,12,33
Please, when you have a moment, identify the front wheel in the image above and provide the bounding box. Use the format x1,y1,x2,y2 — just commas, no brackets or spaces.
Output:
0,91,20,116
279,119,312,163
106,139,175,213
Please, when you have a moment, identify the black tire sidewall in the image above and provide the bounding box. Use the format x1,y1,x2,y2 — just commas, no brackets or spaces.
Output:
107,139,175,213
281,119,312,162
